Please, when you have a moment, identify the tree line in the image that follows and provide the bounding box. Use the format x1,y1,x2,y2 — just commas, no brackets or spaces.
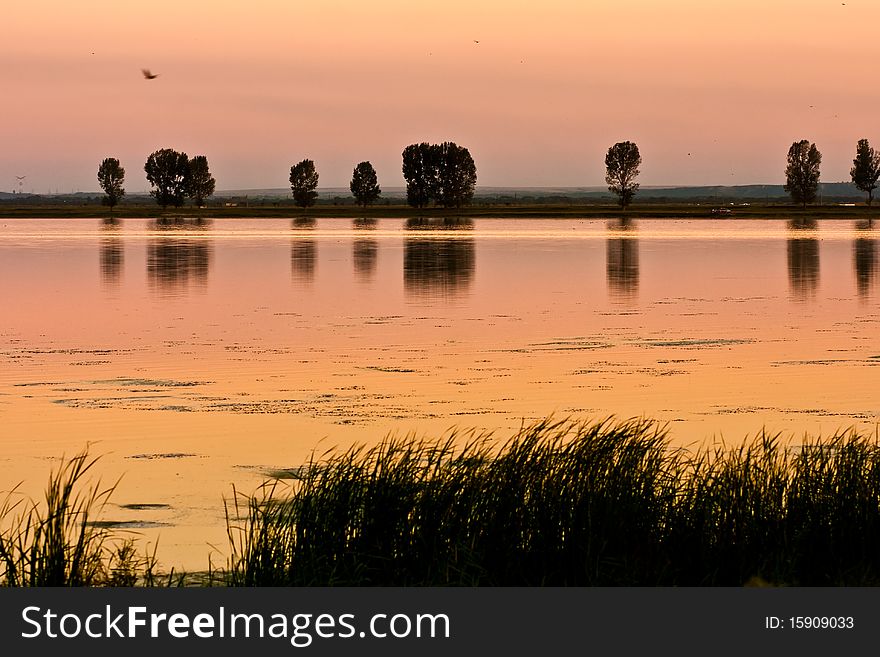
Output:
96,139,880,210
780,138,879,209
601,138,880,209
96,149,216,211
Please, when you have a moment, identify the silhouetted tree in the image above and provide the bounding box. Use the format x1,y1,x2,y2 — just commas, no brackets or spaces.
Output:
97,157,125,211
402,142,477,208
851,139,880,207
784,140,822,208
289,159,319,208
605,141,641,208
436,142,477,208
402,143,439,208
144,148,189,209
350,161,381,207
186,155,216,207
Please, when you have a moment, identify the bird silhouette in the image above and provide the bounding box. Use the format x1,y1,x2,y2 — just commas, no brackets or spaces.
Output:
141,69,159,80
473,40,480,44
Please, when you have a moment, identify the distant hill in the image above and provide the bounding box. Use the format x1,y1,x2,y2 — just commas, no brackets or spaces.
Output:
631,183,864,202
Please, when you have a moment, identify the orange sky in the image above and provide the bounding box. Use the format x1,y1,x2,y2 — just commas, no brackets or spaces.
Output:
1,0,877,191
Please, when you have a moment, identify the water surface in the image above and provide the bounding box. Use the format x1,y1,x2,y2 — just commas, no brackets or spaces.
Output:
1,217,878,568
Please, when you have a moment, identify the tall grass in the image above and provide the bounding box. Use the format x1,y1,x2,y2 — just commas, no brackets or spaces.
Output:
224,418,880,586
7,420,880,586
0,451,156,586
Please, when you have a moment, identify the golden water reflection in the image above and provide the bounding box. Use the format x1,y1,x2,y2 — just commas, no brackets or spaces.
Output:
403,238,475,299
787,220,819,301
405,217,474,231
854,221,878,298
147,240,211,294
3,217,880,570
606,219,639,300
353,239,378,280
99,238,124,286
291,240,316,283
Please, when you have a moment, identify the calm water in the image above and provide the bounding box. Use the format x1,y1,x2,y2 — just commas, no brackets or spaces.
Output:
1,217,878,568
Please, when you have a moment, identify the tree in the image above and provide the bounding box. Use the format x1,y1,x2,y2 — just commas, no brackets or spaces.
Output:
144,148,189,208
402,142,477,208
436,142,477,208
186,155,216,207
850,138,880,207
97,157,125,211
402,143,439,208
350,161,381,207
605,141,641,208
784,140,822,208
289,159,319,208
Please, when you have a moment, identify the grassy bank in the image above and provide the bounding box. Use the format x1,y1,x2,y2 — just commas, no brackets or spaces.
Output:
0,453,160,586
0,202,878,220
6,418,880,586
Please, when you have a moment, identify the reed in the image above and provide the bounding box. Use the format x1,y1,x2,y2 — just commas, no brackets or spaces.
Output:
7,420,880,586
0,451,156,586
225,419,880,586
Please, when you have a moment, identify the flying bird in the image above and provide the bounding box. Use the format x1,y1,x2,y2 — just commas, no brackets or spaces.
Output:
473,40,480,44
141,69,159,80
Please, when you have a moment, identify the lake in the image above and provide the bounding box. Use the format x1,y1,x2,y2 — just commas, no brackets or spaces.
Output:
1,216,878,569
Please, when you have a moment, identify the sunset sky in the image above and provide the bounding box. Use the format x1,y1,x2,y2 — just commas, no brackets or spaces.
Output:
1,0,877,192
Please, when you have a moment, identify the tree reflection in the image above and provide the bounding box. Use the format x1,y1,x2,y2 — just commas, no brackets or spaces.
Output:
99,238,124,286
290,217,317,284
146,218,212,295
353,239,377,280
606,219,638,300
404,238,475,299
787,219,819,301
403,218,474,298
99,218,123,286
151,217,212,230
854,221,877,298
405,217,474,231
147,239,211,294
291,240,316,283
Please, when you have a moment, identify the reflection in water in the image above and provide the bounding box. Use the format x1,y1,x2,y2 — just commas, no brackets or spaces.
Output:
152,217,213,230
353,239,377,280
291,240,316,283
147,218,212,295
787,220,819,301
404,238,475,299
606,219,638,300
854,221,878,298
147,240,211,294
353,218,377,230
405,217,474,231
290,218,317,284
99,238,124,286
99,219,123,286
